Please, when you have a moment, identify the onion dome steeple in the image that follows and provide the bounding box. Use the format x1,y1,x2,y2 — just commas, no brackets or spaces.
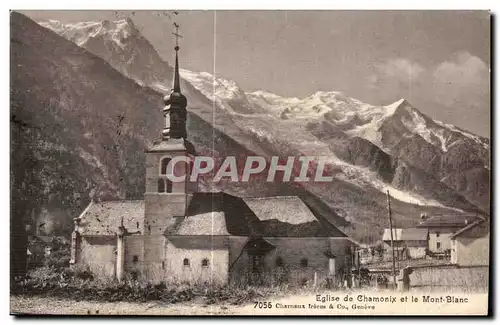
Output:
162,23,187,140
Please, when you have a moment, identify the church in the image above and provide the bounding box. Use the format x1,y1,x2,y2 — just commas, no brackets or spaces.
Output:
69,38,354,286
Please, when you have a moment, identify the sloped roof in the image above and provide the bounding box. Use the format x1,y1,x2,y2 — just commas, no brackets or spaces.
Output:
382,228,428,241
382,228,403,241
168,192,257,236
401,228,428,241
242,196,342,237
165,212,229,236
77,192,347,238
418,214,480,228
242,196,317,224
77,200,144,236
146,138,196,155
450,218,489,239
166,192,343,237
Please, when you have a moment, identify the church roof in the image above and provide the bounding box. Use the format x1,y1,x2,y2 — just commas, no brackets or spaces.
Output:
146,138,196,154
175,192,343,237
242,196,316,224
165,212,229,236
242,196,340,237
77,192,347,238
76,200,144,236
175,192,258,236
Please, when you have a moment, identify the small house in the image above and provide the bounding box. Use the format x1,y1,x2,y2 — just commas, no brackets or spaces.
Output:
382,228,428,260
417,214,481,255
450,218,489,266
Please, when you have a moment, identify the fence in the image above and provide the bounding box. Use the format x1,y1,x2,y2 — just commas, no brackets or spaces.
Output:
409,265,489,292
231,268,343,289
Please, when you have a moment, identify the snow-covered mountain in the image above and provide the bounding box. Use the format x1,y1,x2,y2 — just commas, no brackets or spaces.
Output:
39,18,173,86
178,68,490,209
183,70,489,156
32,16,489,242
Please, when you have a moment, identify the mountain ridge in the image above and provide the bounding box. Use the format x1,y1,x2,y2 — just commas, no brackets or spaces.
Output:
38,16,490,213
10,13,488,247
12,12,351,239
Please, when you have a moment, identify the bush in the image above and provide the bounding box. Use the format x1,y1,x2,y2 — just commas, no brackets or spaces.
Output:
43,247,71,269
11,265,284,305
27,245,71,271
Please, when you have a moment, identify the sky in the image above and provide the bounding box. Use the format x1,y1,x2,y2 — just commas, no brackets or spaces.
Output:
22,10,491,137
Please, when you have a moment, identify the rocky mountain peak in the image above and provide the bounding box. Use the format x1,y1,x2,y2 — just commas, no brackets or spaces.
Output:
12,12,489,243
40,18,172,87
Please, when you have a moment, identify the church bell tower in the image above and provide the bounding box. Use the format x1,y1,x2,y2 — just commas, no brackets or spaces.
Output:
144,24,196,235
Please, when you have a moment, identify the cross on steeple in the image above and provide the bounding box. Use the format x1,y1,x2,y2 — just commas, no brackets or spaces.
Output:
172,22,182,50
160,19,187,140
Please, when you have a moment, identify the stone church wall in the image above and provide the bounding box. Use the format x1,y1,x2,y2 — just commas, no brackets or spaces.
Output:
123,235,145,279
76,235,352,285
228,236,250,284
79,235,116,279
144,194,186,234
165,237,229,285
263,237,332,283
140,235,166,283
228,237,351,286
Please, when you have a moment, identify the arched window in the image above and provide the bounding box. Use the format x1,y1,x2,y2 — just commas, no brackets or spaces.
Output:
183,258,190,266
158,179,165,193
166,179,173,193
158,178,173,193
276,256,284,267
161,157,171,175
300,258,308,267
202,258,209,267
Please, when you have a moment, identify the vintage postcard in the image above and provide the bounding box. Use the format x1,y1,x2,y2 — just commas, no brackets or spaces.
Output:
10,10,491,316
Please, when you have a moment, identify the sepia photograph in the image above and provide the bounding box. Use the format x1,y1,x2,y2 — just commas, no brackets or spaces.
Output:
9,9,491,316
